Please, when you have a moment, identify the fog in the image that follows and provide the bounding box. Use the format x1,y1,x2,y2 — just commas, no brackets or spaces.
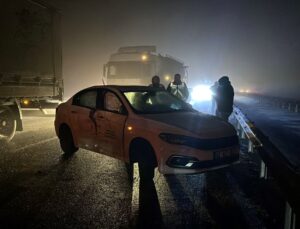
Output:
48,0,300,99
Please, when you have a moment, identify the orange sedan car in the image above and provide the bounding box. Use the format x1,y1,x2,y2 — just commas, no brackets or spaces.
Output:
55,86,239,180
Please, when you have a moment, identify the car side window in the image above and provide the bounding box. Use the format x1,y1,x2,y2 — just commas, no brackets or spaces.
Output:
73,90,97,109
104,91,125,114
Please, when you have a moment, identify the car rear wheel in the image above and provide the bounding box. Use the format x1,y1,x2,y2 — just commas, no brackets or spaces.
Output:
59,125,78,155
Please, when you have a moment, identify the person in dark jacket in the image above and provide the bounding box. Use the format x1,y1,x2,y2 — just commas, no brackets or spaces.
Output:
215,76,234,121
149,75,165,89
167,73,189,101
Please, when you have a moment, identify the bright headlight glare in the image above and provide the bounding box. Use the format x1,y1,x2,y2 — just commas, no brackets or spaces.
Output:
191,84,212,102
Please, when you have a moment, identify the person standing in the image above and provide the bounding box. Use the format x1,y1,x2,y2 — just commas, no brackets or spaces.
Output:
149,75,165,89
167,73,189,102
215,76,234,121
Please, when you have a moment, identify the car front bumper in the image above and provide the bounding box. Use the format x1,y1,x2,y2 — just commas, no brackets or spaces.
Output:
157,145,240,174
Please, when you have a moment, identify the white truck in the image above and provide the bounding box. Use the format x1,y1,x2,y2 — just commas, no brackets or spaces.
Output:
103,46,187,87
0,0,63,141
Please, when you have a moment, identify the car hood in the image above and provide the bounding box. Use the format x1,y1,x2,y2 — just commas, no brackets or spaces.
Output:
141,111,236,138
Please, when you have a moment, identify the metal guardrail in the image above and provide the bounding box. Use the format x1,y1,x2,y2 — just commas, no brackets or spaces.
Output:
232,106,299,229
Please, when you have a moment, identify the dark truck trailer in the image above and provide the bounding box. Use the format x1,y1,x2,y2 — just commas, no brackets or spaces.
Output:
0,0,63,141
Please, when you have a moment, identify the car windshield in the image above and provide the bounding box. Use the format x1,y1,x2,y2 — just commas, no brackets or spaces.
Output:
123,90,193,114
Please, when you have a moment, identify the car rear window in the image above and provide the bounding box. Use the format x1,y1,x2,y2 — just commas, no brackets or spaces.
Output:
73,90,97,109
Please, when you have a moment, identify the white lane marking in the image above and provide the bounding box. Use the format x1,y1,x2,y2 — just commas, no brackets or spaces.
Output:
15,137,57,152
21,108,41,111
41,109,56,115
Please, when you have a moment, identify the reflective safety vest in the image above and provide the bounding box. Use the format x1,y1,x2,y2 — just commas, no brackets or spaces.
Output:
168,82,188,101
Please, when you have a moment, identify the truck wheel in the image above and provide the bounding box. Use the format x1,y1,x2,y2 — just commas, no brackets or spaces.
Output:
59,125,78,155
0,106,17,142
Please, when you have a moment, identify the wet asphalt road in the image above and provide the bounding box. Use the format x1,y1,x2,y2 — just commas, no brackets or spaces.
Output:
0,116,285,228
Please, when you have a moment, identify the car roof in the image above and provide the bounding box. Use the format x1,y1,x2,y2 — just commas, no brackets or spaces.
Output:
83,85,164,92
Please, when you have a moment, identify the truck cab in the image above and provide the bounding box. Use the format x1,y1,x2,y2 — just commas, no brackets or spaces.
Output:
103,46,188,87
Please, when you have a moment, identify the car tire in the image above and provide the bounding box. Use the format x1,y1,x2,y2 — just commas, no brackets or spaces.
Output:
131,139,157,182
125,162,134,184
59,126,78,155
0,106,17,142
138,163,155,182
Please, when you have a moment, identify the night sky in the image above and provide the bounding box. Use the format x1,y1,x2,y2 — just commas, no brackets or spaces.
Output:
48,0,300,99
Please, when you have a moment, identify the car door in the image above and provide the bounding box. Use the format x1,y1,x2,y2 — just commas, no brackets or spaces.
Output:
94,90,127,160
70,89,98,151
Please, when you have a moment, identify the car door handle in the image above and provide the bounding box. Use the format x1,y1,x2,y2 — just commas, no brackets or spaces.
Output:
71,110,77,114
97,115,104,119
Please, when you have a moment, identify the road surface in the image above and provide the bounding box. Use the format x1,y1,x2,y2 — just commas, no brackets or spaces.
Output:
235,94,300,172
0,116,285,228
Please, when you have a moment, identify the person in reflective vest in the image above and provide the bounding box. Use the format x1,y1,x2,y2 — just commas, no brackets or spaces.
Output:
149,75,165,89
167,73,189,101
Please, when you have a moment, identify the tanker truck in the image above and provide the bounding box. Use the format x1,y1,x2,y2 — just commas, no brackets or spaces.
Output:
0,0,63,141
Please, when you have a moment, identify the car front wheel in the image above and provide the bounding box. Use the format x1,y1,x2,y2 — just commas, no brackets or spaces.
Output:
138,163,155,182
130,139,157,182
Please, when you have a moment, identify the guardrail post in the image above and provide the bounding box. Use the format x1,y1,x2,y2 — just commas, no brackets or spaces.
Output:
295,104,299,113
288,103,292,111
236,121,241,132
284,202,296,229
260,160,268,179
240,129,246,139
248,140,254,153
